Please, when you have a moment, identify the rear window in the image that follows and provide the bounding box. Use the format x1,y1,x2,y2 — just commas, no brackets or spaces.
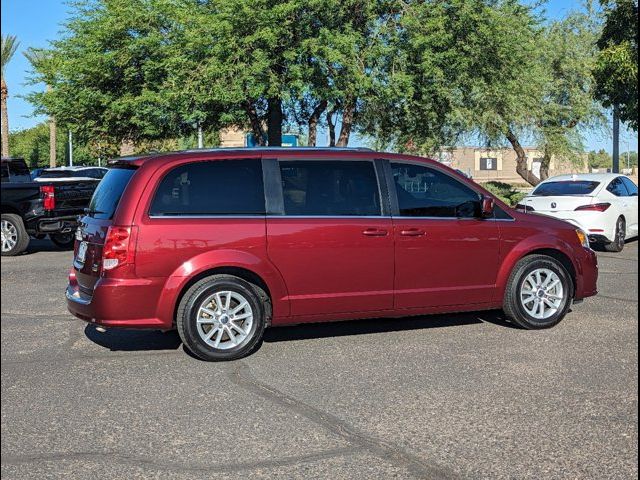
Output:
87,168,137,219
149,159,265,216
532,181,600,196
39,169,103,179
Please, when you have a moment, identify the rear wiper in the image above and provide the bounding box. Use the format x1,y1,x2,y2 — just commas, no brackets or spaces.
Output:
83,208,105,216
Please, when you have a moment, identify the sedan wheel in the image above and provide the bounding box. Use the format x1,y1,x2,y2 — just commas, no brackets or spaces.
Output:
605,217,625,252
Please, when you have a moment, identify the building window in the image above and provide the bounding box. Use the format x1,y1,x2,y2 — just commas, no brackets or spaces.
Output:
480,157,498,171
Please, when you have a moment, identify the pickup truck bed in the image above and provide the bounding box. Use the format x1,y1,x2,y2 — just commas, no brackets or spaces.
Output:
1,179,99,255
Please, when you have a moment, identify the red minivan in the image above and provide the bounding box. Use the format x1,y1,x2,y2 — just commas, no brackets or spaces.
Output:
66,148,598,360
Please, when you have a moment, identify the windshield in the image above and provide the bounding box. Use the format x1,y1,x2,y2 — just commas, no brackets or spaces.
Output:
532,180,600,196
87,167,137,219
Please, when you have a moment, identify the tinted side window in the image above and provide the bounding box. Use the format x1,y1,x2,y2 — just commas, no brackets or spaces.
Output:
606,177,628,197
621,177,638,196
391,163,481,217
279,161,381,216
150,159,265,216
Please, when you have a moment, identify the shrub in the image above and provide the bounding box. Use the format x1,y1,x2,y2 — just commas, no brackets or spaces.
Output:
482,181,528,206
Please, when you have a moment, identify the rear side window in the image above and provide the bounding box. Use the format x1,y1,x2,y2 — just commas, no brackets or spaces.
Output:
607,177,629,197
150,159,265,216
279,161,381,216
621,177,638,196
87,168,137,219
533,181,600,196
391,162,480,217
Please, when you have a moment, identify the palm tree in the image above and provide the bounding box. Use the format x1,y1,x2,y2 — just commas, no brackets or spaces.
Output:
1,35,20,158
24,48,56,167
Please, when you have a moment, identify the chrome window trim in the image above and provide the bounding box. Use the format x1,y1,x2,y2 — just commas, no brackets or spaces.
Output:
148,214,266,219
147,214,516,221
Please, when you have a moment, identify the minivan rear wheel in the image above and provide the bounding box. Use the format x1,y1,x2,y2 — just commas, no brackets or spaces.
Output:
176,275,267,361
503,254,574,329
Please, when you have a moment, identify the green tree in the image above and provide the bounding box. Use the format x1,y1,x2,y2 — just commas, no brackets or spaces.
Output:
27,0,193,157
588,148,613,168
594,0,638,130
1,34,20,157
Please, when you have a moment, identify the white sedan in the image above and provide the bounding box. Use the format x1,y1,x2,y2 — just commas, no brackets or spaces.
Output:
517,173,638,252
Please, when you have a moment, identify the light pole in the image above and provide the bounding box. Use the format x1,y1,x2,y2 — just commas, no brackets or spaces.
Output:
68,130,73,167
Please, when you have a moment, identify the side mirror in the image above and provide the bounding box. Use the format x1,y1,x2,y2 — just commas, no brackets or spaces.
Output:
481,196,495,218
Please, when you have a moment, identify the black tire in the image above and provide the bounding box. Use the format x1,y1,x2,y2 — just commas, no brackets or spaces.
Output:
1,213,30,256
503,254,574,329
176,275,268,361
50,232,76,250
604,217,625,252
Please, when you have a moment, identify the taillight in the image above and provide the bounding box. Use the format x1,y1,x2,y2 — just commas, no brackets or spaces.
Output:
102,226,137,271
40,185,55,210
575,203,611,212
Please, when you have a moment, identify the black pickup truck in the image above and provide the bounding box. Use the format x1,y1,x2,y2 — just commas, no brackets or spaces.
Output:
1,158,101,256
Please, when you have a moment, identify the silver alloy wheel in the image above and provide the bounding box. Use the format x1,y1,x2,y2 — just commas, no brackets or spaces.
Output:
519,268,565,320
1,220,18,253
196,290,254,350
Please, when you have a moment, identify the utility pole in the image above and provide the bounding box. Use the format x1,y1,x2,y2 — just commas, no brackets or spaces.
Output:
612,105,620,173
68,130,73,167
197,124,204,149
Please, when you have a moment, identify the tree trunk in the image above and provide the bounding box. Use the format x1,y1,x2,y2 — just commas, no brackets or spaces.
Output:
267,97,282,146
49,117,57,167
540,149,552,181
308,100,327,147
244,101,265,145
506,128,542,186
327,106,338,147
119,139,135,156
47,84,57,167
336,98,355,147
1,77,10,158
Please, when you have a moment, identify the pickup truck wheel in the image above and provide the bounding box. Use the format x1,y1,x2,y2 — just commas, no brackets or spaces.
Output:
50,233,75,250
503,254,574,329
1,214,30,256
176,275,267,361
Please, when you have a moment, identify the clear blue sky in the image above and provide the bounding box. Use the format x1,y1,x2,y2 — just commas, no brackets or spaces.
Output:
1,0,638,152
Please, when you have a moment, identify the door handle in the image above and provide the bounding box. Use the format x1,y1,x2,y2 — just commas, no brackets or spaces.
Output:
362,228,388,237
400,228,426,237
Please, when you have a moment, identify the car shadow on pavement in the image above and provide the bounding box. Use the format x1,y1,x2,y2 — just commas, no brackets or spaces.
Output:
82,310,518,354
84,324,182,351
262,309,519,343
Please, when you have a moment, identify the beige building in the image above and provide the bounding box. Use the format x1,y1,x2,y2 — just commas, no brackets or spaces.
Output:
436,147,588,184
219,127,246,147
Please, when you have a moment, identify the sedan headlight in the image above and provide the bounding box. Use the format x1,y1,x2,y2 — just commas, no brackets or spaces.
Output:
575,228,590,249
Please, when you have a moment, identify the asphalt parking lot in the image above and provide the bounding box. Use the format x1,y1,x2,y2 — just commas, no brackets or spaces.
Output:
1,240,638,479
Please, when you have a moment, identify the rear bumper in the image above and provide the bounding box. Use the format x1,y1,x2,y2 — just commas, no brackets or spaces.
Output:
37,215,78,234
66,269,169,329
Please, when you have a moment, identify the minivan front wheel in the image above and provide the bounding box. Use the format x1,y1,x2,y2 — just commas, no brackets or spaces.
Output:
176,275,267,361
503,254,574,329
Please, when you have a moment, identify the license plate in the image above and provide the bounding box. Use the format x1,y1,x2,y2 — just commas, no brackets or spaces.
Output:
77,241,88,264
